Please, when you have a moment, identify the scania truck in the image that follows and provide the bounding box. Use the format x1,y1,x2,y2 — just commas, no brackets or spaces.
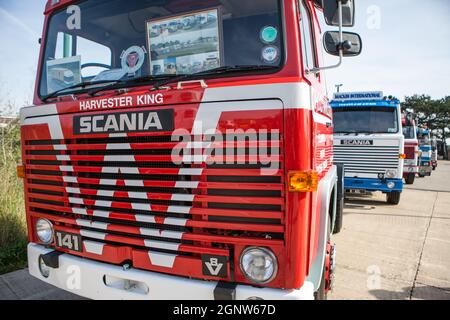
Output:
331,92,405,205
417,127,433,177
402,112,419,185
19,0,361,300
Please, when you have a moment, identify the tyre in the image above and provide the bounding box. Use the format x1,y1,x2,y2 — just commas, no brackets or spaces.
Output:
333,163,344,235
387,191,401,205
405,173,415,185
432,166,436,171
333,196,344,234
419,173,425,178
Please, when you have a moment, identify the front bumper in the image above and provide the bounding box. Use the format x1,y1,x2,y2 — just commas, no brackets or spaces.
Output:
419,166,432,175
28,243,314,300
344,178,403,193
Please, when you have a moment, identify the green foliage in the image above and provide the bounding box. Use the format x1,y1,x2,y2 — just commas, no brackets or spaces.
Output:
0,119,28,275
402,95,450,137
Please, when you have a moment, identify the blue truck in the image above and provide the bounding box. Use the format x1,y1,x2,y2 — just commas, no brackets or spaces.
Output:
417,128,433,177
331,92,405,205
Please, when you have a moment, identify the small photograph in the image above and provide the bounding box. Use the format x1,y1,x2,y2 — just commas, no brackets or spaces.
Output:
175,52,220,74
149,10,218,39
163,57,177,75
147,8,221,75
151,59,165,76
46,56,82,94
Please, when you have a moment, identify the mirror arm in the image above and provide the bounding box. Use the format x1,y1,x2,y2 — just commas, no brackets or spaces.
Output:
307,0,344,75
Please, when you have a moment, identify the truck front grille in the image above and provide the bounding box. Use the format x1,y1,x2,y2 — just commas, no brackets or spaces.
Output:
24,133,285,281
334,145,400,177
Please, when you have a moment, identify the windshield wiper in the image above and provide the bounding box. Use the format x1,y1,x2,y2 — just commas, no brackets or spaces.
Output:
86,65,277,97
87,75,173,97
42,80,121,102
152,65,278,90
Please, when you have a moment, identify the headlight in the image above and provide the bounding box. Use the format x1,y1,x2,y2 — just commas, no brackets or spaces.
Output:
387,182,396,189
39,255,50,278
385,170,397,179
240,247,278,284
35,219,54,244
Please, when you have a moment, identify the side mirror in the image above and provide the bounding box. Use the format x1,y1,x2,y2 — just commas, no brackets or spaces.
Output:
323,0,355,27
323,31,362,57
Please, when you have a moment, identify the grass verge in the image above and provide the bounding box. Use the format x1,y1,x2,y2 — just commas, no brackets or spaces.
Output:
0,119,27,275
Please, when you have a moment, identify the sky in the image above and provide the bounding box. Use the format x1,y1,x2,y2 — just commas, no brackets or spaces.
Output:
0,0,449,114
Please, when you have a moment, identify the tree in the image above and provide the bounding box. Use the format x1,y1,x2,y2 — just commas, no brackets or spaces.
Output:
402,95,450,159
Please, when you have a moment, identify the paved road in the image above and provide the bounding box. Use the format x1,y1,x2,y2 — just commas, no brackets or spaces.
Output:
329,161,450,300
1,163,449,300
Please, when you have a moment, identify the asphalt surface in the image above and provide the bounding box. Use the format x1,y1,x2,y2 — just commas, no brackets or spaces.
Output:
329,161,450,300
1,162,449,300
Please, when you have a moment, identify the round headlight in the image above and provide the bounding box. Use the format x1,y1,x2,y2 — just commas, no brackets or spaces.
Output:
35,219,54,244
38,255,50,278
387,182,396,189
240,247,278,284
385,170,397,179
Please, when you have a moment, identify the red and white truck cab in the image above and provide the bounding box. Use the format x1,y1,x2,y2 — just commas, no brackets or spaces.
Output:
402,113,419,185
19,0,361,300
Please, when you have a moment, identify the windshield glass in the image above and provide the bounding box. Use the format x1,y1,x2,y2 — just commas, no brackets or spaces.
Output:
418,133,430,144
333,106,399,134
39,0,283,97
403,126,416,139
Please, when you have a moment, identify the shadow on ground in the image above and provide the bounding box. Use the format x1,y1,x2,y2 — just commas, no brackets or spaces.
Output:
369,285,450,300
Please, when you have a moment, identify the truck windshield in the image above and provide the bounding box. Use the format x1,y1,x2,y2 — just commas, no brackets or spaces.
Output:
39,0,283,98
333,106,399,134
403,126,416,139
418,134,430,144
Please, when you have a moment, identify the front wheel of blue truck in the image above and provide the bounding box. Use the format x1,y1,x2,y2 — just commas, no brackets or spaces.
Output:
387,191,401,205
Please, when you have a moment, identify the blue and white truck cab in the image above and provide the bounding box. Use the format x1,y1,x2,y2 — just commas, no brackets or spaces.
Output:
331,92,405,205
417,127,433,177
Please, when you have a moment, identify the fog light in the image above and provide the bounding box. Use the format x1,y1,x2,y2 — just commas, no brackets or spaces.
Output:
240,247,278,284
39,255,50,278
385,170,397,179
35,219,54,244
387,182,395,189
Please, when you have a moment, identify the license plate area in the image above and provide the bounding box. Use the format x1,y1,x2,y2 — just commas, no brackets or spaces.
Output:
55,231,83,252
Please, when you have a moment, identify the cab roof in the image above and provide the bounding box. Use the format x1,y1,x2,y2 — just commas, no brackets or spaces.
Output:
330,99,400,109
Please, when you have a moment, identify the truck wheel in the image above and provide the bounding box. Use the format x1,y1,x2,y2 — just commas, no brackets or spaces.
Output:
419,173,425,178
333,196,344,234
333,163,345,235
405,173,415,185
387,191,401,205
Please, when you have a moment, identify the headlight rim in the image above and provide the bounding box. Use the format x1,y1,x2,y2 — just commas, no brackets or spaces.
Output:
239,246,278,285
35,218,54,245
385,169,398,179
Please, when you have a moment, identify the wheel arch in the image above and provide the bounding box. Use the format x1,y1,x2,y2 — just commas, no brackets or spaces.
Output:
305,165,338,291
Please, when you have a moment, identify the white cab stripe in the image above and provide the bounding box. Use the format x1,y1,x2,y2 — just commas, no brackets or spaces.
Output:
63,176,78,183
80,230,106,240
167,206,191,214
139,228,184,240
175,181,199,189
171,194,195,202
144,240,181,251
148,251,177,268
179,168,204,176
83,241,104,255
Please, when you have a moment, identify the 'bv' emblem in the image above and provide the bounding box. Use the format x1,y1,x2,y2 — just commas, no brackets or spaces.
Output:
205,258,224,276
